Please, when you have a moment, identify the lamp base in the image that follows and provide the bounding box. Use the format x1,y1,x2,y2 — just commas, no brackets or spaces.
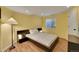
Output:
9,45,15,50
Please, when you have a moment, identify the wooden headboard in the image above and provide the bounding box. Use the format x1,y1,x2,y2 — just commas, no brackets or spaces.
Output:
17,28,42,34
17,28,42,39
17,29,30,35
17,29,30,39
17,29,30,43
17,28,42,43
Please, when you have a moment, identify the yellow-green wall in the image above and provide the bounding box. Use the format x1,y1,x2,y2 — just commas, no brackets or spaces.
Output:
75,7,79,36
72,7,79,27
0,19,1,51
68,7,79,36
76,7,79,27
13,11,42,29
0,8,1,51
1,7,42,51
1,7,15,51
42,11,68,39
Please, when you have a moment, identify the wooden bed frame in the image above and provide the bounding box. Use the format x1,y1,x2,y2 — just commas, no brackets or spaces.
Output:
17,29,59,52
28,37,59,52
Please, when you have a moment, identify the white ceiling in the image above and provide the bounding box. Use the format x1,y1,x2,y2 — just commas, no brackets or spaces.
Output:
6,6,68,16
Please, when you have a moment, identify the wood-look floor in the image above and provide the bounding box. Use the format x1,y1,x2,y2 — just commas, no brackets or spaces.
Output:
6,38,68,52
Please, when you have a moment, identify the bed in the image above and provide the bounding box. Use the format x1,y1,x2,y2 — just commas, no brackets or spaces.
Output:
26,32,57,48
17,28,58,51
25,30,58,51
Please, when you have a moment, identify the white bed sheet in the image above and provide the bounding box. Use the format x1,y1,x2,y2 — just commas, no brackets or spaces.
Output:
26,32,58,48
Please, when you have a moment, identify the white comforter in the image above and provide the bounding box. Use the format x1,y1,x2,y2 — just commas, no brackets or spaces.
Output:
26,32,58,48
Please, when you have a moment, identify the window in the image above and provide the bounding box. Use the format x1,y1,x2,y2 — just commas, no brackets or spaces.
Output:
46,18,56,28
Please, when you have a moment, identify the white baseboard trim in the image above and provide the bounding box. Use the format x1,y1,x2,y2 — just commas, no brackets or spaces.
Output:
1,40,17,52
1,44,12,52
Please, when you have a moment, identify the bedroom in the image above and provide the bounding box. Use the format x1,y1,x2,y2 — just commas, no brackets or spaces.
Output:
0,6,68,52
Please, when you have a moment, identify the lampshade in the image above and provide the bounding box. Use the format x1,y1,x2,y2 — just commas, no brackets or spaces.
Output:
7,17,18,24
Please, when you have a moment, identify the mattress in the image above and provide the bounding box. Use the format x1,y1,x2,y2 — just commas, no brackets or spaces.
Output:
26,32,58,48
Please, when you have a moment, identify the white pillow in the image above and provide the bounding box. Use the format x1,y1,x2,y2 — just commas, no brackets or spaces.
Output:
18,34,22,39
30,29,38,34
40,30,42,32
